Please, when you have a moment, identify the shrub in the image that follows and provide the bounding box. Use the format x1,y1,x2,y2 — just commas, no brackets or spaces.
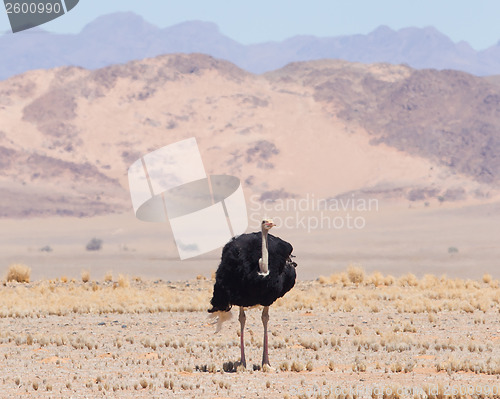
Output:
6,263,31,283
483,274,492,284
117,274,130,288
290,361,304,372
86,238,103,251
81,270,90,283
398,273,418,287
347,265,365,284
368,271,384,287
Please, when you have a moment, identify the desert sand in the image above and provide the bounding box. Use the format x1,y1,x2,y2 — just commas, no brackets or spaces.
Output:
1,201,500,398
1,199,499,281
2,271,500,398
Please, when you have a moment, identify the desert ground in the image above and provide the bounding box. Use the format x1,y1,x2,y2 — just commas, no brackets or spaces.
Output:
1,199,499,281
3,268,500,398
1,203,500,398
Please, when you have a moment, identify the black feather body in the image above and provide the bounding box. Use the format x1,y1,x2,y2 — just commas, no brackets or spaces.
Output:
208,232,297,313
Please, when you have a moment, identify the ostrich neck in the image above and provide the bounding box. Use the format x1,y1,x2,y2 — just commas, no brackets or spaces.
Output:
260,229,269,274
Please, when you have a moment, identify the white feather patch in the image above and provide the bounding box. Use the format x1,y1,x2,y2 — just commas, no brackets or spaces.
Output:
208,311,233,333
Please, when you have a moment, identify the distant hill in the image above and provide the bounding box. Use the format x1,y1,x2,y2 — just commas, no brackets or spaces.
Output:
1,12,500,80
268,61,500,185
0,54,499,217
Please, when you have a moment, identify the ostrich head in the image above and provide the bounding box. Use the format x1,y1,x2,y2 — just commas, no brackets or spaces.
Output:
261,219,275,231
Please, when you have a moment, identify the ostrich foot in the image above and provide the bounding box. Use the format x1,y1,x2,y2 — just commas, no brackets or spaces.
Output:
261,363,276,372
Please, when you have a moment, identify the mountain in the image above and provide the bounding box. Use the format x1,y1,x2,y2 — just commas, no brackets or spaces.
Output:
271,61,500,184
1,12,500,80
0,54,499,217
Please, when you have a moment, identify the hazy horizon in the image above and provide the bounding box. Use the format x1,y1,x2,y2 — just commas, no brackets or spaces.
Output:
1,1,500,50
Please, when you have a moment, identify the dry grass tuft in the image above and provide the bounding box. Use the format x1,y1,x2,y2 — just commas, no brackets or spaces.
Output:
384,275,395,286
2,267,500,321
117,274,130,288
81,270,90,283
367,271,384,286
317,275,329,284
6,264,31,283
347,265,365,284
290,361,304,372
279,361,289,371
398,273,418,287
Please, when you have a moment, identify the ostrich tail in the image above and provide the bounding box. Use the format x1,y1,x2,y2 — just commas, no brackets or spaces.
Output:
208,311,233,333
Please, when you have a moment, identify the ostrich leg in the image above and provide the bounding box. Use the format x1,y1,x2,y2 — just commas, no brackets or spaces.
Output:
238,307,246,367
261,306,270,366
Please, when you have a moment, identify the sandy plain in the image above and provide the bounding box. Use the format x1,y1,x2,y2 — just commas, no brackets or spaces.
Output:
1,202,500,398
3,273,500,398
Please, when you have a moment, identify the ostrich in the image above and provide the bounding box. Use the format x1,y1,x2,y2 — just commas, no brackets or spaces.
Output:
208,219,297,367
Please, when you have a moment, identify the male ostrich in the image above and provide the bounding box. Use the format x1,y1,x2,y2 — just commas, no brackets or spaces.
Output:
208,219,297,367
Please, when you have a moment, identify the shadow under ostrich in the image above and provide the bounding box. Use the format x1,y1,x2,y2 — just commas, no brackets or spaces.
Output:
208,219,297,367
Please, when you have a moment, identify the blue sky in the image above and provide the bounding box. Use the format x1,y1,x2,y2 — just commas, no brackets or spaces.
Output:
1,0,500,50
